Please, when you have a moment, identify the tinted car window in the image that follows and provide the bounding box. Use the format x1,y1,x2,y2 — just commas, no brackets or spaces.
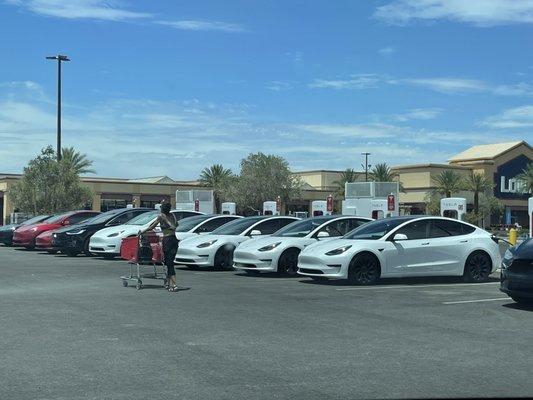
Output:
211,217,265,235
195,217,237,233
253,219,282,235
348,218,368,232
430,219,463,238
110,211,143,226
175,215,213,232
344,218,412,240
394,220,430,240
68,212,98,225
274,217,331,238
315,219,351,238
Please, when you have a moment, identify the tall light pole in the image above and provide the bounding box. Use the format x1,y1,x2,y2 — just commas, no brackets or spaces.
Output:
46,54,70,161
361,152,371,182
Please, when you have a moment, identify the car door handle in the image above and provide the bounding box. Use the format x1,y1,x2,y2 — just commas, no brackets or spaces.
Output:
459,240,468,243
421,242,430,246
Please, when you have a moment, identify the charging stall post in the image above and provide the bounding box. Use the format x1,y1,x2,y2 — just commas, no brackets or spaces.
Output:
440,198,467,221
221,202,236,215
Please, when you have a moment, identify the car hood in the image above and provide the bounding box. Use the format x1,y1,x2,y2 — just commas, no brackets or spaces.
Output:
176,232,197,241
238,236,305,251
301,238,380,254
93,224,140,238
179,234,242,248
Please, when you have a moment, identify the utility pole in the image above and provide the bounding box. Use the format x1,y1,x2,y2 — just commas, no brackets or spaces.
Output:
361,152,371,182
46,54,70,161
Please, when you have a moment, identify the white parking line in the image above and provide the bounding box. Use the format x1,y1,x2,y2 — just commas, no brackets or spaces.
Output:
336,282,499,291
442,298,509,305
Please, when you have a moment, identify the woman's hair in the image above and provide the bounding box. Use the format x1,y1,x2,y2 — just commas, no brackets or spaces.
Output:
161,202,172,214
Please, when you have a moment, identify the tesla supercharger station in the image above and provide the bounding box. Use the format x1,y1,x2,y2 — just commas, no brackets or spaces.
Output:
529,197,533,238
221,202,236,215
311,200,333,216
342,182,399,218
263,201,279,216
176,189,214,214
440,197,467,221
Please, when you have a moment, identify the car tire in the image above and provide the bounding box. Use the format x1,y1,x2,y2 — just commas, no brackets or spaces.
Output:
347,252,380,285
214,246,234,270
83,238,93,257
463,251,492,283
277,248,300,276
25,240,36,251
511,296,533,305
65,249,79,257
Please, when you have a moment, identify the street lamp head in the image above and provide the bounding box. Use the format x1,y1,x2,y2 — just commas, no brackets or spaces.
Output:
46,55,70,61
46,56,57,60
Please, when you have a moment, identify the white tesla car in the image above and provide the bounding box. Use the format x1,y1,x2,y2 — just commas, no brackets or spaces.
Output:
297,216,501,284
89,210,203,258
174,214,243,242
175,215,299,270
233,216,372,276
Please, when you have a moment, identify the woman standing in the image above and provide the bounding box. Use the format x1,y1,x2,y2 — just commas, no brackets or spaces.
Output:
140,203,179,292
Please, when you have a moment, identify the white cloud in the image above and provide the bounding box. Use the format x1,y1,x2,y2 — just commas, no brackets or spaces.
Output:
308,74,382,90
481,105,533,128
6,0,152,21
375,0,533,26
393,108,442,122
293,123,401,138
378,46,395,56
403,77,488,93
266,81,293,91
155,20,245,32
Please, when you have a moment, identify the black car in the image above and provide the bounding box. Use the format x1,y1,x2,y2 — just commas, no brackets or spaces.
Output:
0,215,50,246
501,238,533,304
53,208,152,256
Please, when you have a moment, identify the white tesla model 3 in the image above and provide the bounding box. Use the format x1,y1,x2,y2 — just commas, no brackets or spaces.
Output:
175,215,299,270
89,210,202,258
233,216,372,276
297,216,501,285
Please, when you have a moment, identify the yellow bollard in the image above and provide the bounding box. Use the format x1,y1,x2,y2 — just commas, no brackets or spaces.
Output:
509,228,517,246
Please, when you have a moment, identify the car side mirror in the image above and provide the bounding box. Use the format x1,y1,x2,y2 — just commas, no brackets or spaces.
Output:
392,233,408,241
317,231,330,238
62,220,70,226
250,229,262,236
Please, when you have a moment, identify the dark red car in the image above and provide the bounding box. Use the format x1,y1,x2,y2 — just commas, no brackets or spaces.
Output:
13,210,100,250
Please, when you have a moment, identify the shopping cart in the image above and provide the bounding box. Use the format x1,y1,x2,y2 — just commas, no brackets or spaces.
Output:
120,232,166,290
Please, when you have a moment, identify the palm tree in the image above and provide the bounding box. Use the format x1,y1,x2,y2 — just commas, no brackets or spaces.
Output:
198,164,234,213
370,162,405,191
61,147,95,175
432,170,463,198
332,168,359,198
463,172,493,215
516,162,533,194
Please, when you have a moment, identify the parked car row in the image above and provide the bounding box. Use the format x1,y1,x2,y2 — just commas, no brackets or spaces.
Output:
3,210,531,303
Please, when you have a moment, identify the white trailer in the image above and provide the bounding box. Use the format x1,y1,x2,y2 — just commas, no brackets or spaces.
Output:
440,197,467,221
221,202,237,215
342,182,399,218
263,201,279,216
175,189,214,214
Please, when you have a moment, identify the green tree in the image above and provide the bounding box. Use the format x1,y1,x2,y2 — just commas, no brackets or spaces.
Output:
431,170,464,198
61,146,96,175
370,162,404,192
332,168,359,198
516,162,533,194
8,146,93,214
229,152,301,214
198,164,235,213
463,172,493,215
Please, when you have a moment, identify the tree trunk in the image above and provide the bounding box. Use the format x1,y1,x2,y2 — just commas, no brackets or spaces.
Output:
473,192,479,215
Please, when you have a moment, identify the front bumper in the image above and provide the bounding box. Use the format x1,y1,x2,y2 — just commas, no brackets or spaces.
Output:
0,231,14,244
12,232,37,247
500,268,533,299
35,236,55,250
54,233,85,253
233,250,276,271
89,236,121,255
175,247,214,267
297,254,347,278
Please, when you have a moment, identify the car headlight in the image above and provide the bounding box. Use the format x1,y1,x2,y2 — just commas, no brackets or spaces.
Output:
107,231,125,237
30,227,38,232
197,239,218,248
258,242,282,252
67,229,85,235
11,226,16,231
325,245,352,256
53,233,57,238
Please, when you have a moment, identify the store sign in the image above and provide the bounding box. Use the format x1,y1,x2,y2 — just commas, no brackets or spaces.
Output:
494,155,531,200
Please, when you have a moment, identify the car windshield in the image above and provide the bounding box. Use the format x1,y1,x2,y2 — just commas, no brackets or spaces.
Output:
343,218,412,240
126,211,158,226
175,215,213,232
211,216,264,235
41,212,71,224
84,209,123,225
20,215,50,226
273,217,332,238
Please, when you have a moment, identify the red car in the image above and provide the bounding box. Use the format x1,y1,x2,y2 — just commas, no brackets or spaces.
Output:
13,210,100,250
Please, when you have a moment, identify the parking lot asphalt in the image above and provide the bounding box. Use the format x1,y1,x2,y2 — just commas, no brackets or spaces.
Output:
1,245,533,400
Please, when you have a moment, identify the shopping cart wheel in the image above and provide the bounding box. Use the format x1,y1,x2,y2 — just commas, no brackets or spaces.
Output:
136,280,142,290
122,280,128,287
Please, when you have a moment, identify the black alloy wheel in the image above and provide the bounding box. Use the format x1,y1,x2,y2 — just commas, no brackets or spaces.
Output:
278,249,300,276
348,253,380,285
214,247,234,270
463,252,491,282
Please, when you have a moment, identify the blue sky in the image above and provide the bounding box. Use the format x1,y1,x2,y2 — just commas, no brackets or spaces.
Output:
0,0,532,179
